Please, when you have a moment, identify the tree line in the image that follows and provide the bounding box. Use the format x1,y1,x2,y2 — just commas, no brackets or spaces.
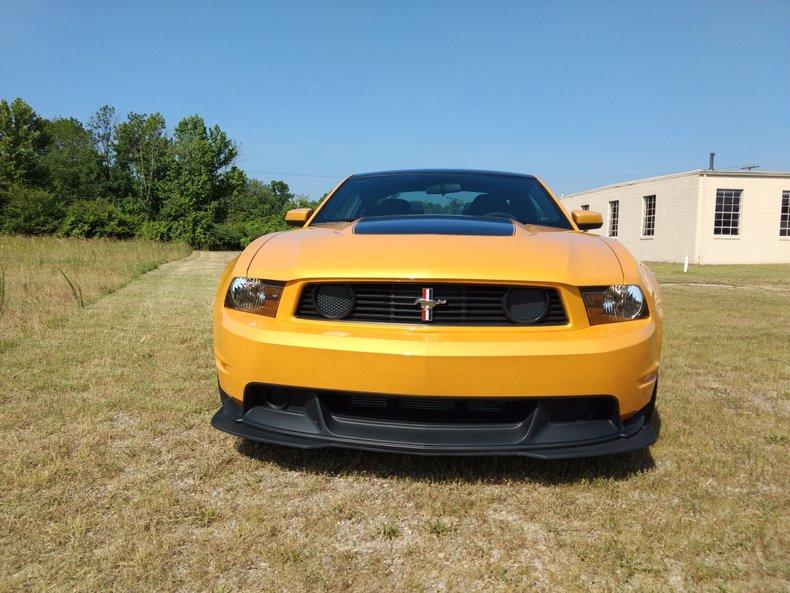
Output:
0,98,316,249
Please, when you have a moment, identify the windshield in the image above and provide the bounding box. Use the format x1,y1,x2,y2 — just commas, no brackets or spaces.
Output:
311,172,572,229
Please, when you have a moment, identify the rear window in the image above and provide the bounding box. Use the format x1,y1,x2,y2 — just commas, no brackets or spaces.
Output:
311,172,572,229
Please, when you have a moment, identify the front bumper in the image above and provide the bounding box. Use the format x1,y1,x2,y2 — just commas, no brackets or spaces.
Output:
211,386,657,459
215,311,661,418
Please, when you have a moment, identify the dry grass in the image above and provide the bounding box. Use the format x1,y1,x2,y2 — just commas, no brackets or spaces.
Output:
0,235,190,347
0,252,787,592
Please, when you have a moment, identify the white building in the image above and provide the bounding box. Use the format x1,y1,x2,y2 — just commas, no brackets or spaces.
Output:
561,170,790,264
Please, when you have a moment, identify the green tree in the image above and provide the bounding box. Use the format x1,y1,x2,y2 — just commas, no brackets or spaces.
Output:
223,178,316,247
87,105,116,168
0,98,49,190
58,199,137,238
0,96,315,249
1,186,64,235
166,114,242,211
228,178,290,219
115,112,170,212
41,118,104,200
87,105,135,201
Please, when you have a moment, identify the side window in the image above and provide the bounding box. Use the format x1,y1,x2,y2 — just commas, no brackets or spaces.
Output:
714,189,742,236
528,195,551,222
780,191,789,237
642,195,656,237
608,200,619,237
336,194,362,220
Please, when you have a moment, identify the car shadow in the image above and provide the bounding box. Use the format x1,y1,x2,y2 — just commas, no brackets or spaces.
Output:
652,407,662,438
236,409,660,486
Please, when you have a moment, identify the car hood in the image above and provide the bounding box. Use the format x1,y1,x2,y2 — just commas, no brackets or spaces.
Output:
245,218,624,286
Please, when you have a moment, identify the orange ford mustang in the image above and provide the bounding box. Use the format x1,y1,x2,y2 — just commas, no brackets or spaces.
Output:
212,170,662,458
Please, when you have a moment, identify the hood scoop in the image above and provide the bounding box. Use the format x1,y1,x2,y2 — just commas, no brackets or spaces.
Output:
353,215,514,236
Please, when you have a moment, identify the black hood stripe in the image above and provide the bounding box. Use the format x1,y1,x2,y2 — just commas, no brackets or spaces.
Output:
353,215,514,236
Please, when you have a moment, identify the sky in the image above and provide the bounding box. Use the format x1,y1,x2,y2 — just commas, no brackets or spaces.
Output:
1,0,789,200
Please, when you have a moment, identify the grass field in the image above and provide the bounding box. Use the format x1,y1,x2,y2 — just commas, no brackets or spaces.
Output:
0,235,190,347
648,261,790,287
0,252,788,592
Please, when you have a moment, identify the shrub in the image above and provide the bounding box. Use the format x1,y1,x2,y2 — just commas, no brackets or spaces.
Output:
139,209,222,249
1,186,65,235
167,210,218,249
58,199,137,239
210,221,247,250
220,211,290,248
137,219,170,243
143,197,275,250
118,196,149,219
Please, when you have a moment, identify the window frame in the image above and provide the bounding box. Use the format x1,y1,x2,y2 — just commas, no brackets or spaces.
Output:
641,195,656,239
580,204,590,211
780,191,790,238
713,188,742,237
309,172,574,229
608,200,619,237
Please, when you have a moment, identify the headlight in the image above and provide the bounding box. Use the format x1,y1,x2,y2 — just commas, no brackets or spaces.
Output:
225,277,283,317
581,285,647,325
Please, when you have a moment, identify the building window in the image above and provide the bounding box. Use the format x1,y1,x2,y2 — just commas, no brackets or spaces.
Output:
642,195,656,237
608,200,619,237
581,204,590,210
781,191,790,237
714,189,742,236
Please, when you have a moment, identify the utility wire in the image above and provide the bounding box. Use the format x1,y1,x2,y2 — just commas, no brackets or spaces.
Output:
243,169,342,179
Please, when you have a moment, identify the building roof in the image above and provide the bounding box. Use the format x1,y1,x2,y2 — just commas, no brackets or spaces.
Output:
565,169,790,198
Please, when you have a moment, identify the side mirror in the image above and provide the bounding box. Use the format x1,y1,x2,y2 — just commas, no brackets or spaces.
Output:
571,210,603,231
285,208,313,227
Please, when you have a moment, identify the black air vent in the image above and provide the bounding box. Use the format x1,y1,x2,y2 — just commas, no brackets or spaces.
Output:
324,393,535,424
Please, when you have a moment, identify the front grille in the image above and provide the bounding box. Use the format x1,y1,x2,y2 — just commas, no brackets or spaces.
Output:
295,283,567,325
320,392,614,424
323,393,536,424
243,384,617,426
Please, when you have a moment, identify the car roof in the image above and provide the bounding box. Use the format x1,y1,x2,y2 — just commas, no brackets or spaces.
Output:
351,168,538,180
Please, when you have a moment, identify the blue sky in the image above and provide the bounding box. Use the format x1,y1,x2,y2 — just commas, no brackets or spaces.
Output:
1,1,788,199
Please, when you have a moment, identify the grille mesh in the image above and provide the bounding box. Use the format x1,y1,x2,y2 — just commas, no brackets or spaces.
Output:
505,288,548,323
313,284,354,319
296,283,567,325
